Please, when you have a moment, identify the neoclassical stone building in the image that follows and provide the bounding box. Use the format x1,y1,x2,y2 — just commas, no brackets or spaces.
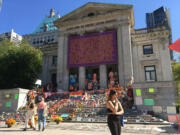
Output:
54,3,176,113
23,9,60,87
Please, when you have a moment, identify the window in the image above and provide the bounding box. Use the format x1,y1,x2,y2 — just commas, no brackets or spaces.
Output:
52,56,57,65
143,45,153,55
88,12,95,17
51,73,57,85
144,66,156,81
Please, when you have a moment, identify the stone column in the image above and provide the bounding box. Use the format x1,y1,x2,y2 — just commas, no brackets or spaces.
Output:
100,64,107,89
57,34,65,90
117,24,133,86
63,35,69,90
79,66,85,90
42,55,47,85
47,56,51,83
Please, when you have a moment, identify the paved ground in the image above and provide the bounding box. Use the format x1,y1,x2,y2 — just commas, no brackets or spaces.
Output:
0,122,178,135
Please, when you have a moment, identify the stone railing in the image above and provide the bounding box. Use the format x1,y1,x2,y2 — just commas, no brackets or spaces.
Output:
132,25,167,35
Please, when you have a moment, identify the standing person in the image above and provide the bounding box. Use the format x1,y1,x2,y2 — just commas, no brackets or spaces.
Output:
106,90,124,135
23,99,36,131
37,97,47,131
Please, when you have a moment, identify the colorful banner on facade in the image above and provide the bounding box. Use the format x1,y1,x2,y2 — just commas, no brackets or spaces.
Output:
68,30,118,67
69,91,83,100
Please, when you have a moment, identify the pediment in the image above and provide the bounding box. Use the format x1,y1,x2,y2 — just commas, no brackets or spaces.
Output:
54,2,134,28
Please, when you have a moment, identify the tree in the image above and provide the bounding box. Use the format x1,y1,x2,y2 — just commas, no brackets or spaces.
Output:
172,61,180,105
0,39,42,89
172,61,180,81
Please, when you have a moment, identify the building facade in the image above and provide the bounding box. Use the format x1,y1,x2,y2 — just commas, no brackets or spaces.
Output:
23,9,60,88
54,3,176,114
0,29,22,42
146,6,173,60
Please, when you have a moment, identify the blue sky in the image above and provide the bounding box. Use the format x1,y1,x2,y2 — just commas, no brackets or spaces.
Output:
0,0,179,42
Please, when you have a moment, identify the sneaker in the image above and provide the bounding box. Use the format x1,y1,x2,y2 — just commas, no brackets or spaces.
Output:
23,128,27,131
42,127,45,131
33,127,36,131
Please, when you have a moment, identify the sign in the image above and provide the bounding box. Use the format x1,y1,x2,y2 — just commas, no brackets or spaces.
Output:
168,115,177,123
14,94,19,100
149,88,154,93
135,96,143,105
5,102,12,107
136,89,141,96
144,99,154,106
153,106,162,113
167,106,176,114
5,94,10,98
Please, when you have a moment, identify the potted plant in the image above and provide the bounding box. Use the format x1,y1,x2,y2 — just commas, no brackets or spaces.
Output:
50,115,62,124
5,118,16,128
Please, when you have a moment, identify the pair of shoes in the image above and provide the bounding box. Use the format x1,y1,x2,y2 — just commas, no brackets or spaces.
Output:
23,128,27,131
42,127,45,131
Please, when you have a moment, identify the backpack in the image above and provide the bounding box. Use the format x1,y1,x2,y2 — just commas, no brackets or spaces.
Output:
29,103,34,109
35,95,42,104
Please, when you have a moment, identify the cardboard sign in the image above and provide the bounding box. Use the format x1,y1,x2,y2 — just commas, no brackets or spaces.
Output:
5,94,10,98
5,102,12,107
136,89,141,96
14,94,19,100
153,106,162,113
167,106,176,114
149,88,154,93
135,96,143,105
168,115,177,123
144,99,154,106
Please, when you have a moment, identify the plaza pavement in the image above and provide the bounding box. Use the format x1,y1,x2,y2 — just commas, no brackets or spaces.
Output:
0,122,178,135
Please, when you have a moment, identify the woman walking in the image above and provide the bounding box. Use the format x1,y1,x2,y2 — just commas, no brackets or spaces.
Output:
37,97,47,131
106,90,124,135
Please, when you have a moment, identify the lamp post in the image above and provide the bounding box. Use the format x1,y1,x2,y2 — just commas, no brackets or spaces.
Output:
0,0,2,11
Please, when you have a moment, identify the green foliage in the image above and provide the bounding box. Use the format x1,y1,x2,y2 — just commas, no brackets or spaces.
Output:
172,61,180,104
0,39,42,89
172,62,180,81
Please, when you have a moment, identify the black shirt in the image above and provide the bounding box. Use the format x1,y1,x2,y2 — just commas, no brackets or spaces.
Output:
107,101,121,113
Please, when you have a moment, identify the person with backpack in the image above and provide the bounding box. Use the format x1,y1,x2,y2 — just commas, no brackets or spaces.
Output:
35,91,43,104
23,98,36,131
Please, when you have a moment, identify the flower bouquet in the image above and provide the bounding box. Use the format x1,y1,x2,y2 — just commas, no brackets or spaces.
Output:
50,115,62,124
5,118,16,128
28,115,38,127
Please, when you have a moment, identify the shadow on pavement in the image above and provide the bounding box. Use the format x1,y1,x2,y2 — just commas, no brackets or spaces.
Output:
159,125,178,134
0,128,35,132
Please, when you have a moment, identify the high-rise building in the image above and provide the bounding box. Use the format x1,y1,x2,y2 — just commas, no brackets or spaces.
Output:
146,7,173,60
0,29,22,42
146,7,170,29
